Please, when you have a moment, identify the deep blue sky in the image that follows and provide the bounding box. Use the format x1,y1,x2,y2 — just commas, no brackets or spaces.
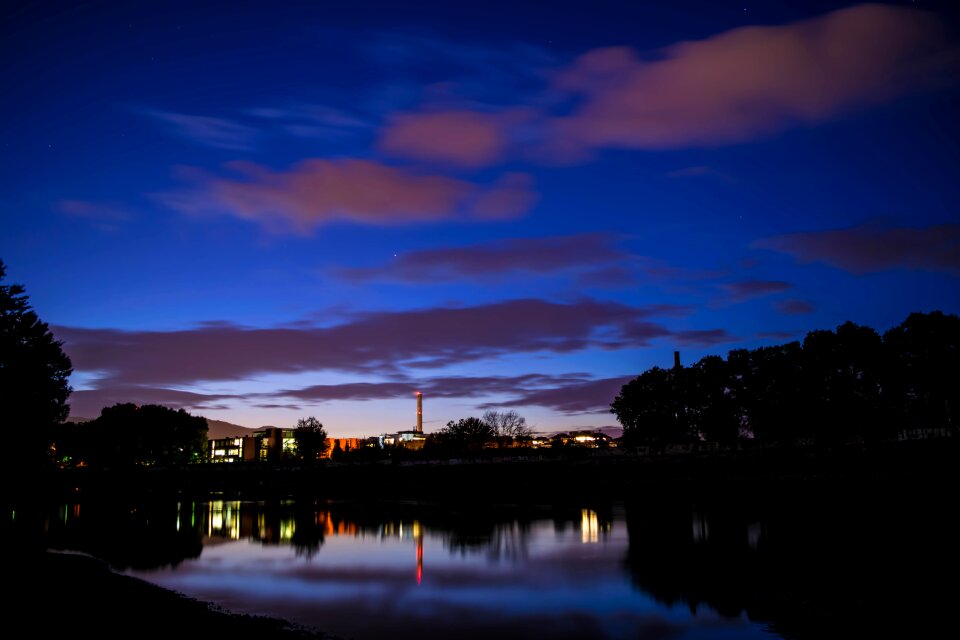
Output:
2,0,959,434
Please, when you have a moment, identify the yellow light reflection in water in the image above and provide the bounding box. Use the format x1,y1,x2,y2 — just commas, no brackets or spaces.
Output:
280,517,295,541
581,509,599,544
209,501,241,539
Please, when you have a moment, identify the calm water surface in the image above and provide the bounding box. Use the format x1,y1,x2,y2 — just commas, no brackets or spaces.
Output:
26,489,955,639
63,500,773,638
125,501,771,639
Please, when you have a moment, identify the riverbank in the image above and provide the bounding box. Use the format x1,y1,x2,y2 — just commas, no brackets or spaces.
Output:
8,551,331,638
15,436,959,503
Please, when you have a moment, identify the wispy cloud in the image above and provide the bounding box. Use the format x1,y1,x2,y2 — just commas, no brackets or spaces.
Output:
362,30,556,104
270,373,590,403
144,110,259,150
480,376,634,415
720,279,793,302
673,328,739,346
59,200,131,222
774,299,816,315
58,200,132,232
754,223,960,275
69,386,236,419
664,166,717,179
338,233,631,283
56,299,722,388
71,373,639,420
247,104,373,139
757,331,798,340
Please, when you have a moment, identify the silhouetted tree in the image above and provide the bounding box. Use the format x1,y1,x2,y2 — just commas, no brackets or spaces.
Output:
0,260,73,467
731,342,806,443
291,500,326,558
688,356,740,444
293,416,327,463
49,420,90,467
79,403,208,467
482,409,531,447
438,417,494,451
883,311,960,431
611,366,697,446
800,322,884,443
45,497,205,570
613,311,959,446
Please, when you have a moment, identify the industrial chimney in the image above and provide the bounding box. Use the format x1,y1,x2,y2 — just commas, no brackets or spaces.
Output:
674,351,681,370
415,391,423,433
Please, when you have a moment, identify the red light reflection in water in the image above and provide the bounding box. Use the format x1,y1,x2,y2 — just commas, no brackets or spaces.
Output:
416,534,423,585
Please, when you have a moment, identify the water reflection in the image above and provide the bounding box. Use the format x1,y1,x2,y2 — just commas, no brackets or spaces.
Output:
33,497,205,570
126,501,761,640
7,492,952,639
622,493,959,639
17,498,771,639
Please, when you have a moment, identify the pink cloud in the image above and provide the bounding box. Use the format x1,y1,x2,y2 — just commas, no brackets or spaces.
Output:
379,110,512,168
754,223,960,275
665,166,717,179
757,331,798,340
481,376,634,415
550,4,956,155
673,328,739,346
56,299,696,387
70,371,637,420
59,200,131,222
272,373,589,403
469,172,539,219
775,299,816,315
339,233,630,283
720,279,794,302
162,159,537,234
575,266,638,288
69,386,235,419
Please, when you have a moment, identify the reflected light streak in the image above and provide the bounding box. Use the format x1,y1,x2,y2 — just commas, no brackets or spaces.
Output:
581,509,599,544
209,500,241,539
416,535,423,585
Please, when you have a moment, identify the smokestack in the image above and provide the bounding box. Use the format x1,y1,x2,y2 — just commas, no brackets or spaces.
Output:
416,391,423,433
674,351,681,370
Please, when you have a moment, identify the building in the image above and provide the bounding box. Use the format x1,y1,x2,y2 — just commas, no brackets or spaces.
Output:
323,437,366,458
376,391,428,450
208,436,247,463
551,431,616,448
378,430,427,450
208,426,295,463
256,426,296,462
209,394,428,461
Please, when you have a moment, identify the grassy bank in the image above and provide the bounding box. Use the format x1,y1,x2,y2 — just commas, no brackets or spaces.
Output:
7,551,330,638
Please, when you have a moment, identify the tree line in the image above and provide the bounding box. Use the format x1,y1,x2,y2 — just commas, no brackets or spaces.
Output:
53,403,209,467
611,311,959,446
434,410,532,450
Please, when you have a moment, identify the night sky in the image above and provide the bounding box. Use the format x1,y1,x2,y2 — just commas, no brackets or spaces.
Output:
2,0,959,435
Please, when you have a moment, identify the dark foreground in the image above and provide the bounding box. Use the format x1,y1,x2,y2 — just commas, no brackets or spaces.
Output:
5,439,958,639
7,551,330,638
